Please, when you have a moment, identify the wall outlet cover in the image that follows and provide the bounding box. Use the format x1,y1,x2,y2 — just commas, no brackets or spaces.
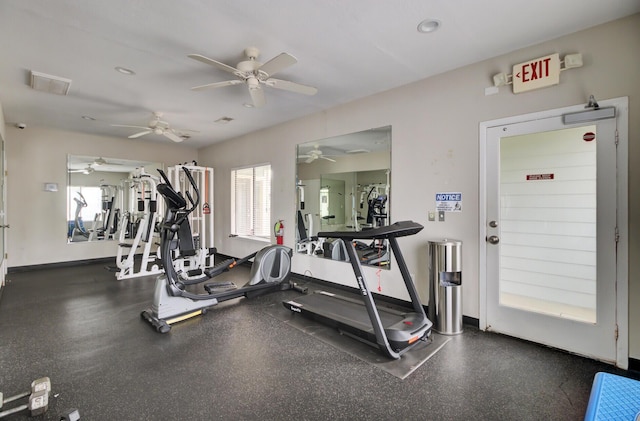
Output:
438,211,445,221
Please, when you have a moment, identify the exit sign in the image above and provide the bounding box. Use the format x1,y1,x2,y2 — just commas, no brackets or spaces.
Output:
512,53,560,93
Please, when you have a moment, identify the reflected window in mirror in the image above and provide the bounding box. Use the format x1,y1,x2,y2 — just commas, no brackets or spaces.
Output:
67,155,162,243
296,126,391,268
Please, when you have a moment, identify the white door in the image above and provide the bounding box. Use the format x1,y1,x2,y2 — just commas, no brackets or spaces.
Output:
481,99,627,365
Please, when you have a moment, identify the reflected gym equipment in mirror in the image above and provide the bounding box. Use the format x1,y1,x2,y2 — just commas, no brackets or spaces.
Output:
67,155,162,243
296,126,391,268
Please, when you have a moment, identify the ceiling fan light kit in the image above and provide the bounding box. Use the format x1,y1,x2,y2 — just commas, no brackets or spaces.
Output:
188,46,318,108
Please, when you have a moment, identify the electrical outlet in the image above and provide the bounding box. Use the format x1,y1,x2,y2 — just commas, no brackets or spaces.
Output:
428,211,435,221
438,211,445,221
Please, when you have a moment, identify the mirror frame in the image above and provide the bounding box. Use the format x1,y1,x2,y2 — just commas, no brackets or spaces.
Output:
296,126,391,268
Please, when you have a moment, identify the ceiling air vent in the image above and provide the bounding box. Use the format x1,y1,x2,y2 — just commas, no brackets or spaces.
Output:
214,116,234,124
30,71,72,95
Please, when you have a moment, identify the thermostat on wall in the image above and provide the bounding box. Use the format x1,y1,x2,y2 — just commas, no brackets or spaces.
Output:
43,182,58,192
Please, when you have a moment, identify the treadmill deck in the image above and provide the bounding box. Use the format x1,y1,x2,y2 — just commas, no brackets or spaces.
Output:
284,290,431,348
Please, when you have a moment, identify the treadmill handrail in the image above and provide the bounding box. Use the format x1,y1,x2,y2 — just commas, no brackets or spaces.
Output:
317,220,423,241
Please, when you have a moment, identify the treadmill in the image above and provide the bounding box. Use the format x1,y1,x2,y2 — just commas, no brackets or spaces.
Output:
283,220,432,359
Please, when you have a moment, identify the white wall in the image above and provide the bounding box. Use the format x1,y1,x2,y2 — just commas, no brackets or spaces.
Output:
198,15,640,357
5,127,198,267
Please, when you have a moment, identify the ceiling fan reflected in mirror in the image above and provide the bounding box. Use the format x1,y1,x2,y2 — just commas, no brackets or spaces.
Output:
68,164,95,175
92,157,121,167
299,146,337,163
112,112,198,143
188,46,318,107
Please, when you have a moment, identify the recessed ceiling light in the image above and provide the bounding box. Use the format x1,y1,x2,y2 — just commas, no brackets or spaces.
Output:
346,149,370,154
243,103,254,108
417,19,441,33
115,66,136,76
81,115,96,121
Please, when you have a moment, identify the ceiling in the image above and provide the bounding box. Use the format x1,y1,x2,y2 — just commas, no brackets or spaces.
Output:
1,1,638,149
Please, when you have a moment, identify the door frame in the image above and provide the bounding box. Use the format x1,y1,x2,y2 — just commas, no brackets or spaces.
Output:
0,135,5,289
479,97,628,368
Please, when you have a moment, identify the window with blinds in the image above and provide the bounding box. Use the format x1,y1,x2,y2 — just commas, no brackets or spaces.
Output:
231,164,271,238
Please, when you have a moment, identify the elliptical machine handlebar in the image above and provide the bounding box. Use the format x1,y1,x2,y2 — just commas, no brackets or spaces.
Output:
181,166,200,212
157,168,173,186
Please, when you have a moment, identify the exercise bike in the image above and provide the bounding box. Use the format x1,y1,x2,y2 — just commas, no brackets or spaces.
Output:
141,166,298,333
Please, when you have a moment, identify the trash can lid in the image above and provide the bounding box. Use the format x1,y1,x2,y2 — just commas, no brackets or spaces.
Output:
428,239,462,246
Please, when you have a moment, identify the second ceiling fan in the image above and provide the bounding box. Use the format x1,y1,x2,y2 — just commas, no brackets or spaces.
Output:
112,112,197,143
188,46,318,107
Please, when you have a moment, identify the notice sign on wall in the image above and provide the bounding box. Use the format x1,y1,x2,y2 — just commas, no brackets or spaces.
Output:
512,53,560,94
436,192,462,212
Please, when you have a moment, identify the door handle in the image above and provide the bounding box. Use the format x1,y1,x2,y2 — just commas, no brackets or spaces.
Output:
487,235,500,244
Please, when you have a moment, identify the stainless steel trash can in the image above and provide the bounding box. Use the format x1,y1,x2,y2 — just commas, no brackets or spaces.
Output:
428,239,463,335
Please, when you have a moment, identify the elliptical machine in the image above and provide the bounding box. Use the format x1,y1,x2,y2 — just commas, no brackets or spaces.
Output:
141,166,295,333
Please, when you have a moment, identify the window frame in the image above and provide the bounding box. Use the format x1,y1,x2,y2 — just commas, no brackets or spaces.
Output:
230,163,272,241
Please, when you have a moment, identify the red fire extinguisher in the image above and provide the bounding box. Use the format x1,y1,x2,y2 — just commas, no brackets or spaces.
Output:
274,220,284,245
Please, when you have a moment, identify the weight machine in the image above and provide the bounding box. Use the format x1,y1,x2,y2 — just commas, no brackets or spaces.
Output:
89,184,120,241
110,168,162,280
167,164,215,278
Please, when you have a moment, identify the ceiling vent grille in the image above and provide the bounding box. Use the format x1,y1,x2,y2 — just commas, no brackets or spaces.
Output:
214,116,234,124
30,71,72,95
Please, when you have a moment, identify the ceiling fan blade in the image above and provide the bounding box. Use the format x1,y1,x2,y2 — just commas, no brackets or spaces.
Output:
112,124,150,130
305,155,316,164
129,130,152,139
258,52,297,76
188,54,239,74
249,85,266,107
163,131,184,143
321,156,337,162
266,78,318,96
191,80,243,91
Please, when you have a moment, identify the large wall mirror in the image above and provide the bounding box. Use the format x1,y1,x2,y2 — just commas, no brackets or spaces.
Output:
296,126,391,268
67,155,162,243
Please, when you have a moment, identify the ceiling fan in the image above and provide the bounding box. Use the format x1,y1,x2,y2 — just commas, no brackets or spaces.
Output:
112,112,197,143
188,46,318,107
69,164,95,175
299,146,336,164
92,157,121,167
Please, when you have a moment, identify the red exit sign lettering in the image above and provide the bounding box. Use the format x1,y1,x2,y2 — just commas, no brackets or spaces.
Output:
512,53,560,93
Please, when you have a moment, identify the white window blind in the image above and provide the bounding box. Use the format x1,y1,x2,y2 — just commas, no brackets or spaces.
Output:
231,164,271,238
